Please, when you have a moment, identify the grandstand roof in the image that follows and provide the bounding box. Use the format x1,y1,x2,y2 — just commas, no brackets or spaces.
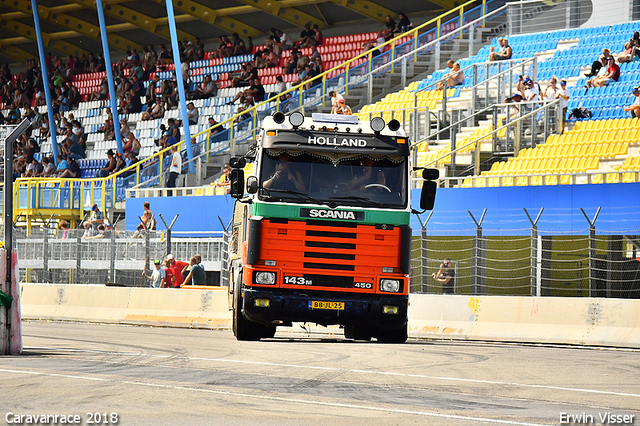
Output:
0,0,450,66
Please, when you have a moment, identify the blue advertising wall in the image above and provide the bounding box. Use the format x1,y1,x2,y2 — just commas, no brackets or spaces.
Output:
126,183,640,236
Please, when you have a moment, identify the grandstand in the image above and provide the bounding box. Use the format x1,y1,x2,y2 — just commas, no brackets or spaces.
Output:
2,0,639,211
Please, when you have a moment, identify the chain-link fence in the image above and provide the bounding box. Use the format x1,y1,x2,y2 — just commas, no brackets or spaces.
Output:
16,227,228,287
411,210,640,298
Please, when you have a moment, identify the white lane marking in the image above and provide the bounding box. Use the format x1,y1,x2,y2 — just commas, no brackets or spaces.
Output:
25,346,640,399
0,367,552,426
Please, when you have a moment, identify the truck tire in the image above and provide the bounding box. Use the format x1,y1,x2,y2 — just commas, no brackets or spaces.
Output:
376,325,408,343
233,274,262,341
344,325,372,341
233,273,277,341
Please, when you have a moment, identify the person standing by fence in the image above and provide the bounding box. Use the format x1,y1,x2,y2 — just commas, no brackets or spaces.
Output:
143,260,166,288
432,258,455,294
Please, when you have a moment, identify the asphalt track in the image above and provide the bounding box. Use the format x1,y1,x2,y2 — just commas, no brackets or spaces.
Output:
1,322,639,426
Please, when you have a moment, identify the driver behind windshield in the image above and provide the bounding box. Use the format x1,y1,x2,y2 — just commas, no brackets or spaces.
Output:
350,157,386,190
263,153,306,191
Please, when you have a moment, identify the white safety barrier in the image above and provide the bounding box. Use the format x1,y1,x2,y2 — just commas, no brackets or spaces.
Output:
408,294,640,348
1,250,22,355
20,284,231,329
20,285,640,348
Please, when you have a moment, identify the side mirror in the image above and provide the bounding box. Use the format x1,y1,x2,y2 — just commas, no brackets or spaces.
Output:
229,169,245,198
422,168,439,180
246,176,258,194
420,180,437,211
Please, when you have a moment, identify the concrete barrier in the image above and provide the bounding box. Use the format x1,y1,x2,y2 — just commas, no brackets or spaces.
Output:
19,284,640,348
21,284,231,329
408,294,640,348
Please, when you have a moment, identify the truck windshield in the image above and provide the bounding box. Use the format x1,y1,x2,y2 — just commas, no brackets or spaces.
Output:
259,150,407,208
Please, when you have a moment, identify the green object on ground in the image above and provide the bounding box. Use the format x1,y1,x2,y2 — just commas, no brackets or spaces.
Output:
0,290,12,308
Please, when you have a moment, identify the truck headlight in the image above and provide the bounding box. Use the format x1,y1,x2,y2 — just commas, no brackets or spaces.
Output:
380,279,400,293
254,271,276,285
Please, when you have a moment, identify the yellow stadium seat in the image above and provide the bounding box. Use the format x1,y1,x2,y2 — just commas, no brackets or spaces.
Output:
531,175,543,186
606,173,620,183
515,176,529,186
617,142,629,156
632,156,640,169
204,187,215,196
502,176,514,186
592,173,603,184
617,156,633,171
545,175,558,185
559,174,572,185
622,172,637,183
488,177,501,187
461,177,472,188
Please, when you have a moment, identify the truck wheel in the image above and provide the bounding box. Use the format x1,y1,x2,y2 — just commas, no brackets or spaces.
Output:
344,325,372,341
233,275,262,341
376,325,408,343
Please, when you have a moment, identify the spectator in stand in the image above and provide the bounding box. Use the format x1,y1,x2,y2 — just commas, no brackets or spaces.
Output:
24,157,43,177
616,41,638,64
64,138,86,160
331,98,352,115
231,33,248,56
436,62,465,90
215,163,231,193
186,136,201,161
329,91,344,109
275,75,287,94
313,24,323,46
585,48,611,78
123,132,141,156
86,204,105,233
55,154,69,175
543,76,559,102
296,24,317,48
167,117,180,141
586,56,619,89
142,202,156,230
623,86,640,117
208,117,225,145
167,144,181,195
187,102,200,125
275,29,294,56
396,13,412,33
234,95,255,124
90,77,109,101
299,64,319,90
123,88,143,114
282,51,299,75
489,38,512,61
385,15,397,35
189,75,217,99
212,35,232,59
161,79,178,109
556,79,570,131
119,117,130,140
98,149,117,177
145,74,160,110
263,47,279,68
98,108,115,140
142,97,165,121
112,152,126,175
231,62,258,88
41,156,56,177
66,81,80,107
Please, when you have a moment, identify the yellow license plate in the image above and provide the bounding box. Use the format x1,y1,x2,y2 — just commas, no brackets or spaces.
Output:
309,301,345,310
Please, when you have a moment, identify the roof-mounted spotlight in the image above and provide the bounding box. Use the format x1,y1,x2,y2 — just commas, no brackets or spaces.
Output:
387,119,401,131
370,117,386,133
289,111,304,128
273,111,286,124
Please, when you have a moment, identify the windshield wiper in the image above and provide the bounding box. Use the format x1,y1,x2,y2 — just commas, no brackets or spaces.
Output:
260,188,325,204
328,196,389,208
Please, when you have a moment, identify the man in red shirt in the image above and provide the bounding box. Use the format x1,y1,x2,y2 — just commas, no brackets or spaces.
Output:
586,56,620,88
166,254,189,288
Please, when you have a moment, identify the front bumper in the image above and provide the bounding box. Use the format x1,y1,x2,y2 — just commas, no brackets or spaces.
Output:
242,288,408,328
